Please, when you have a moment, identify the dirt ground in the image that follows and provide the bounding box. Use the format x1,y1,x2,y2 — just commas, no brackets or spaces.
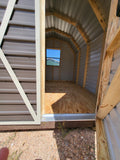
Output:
0,128,96,160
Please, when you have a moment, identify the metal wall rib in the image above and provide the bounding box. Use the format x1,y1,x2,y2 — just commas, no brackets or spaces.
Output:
85,34,104,94
0,0,36,121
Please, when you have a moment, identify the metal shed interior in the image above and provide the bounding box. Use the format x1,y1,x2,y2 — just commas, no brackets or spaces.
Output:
44,0,111,115
0,0,112,123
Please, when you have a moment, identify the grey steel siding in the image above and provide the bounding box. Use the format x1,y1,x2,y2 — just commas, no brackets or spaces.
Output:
104,47,120,160
0,0,36,121
78,45,87,86
46,38,74,81
104,103,120,160
85,34,104,94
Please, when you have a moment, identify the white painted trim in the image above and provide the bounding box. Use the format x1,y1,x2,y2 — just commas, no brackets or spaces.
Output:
0,121,40,125
0,0,16,45
0,49,37,121
35,0,41,123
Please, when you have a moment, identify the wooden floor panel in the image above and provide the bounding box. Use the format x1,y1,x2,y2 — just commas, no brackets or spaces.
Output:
44,81,96,114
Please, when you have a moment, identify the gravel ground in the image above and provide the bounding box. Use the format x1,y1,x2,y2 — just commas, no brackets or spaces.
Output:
0,128,95,160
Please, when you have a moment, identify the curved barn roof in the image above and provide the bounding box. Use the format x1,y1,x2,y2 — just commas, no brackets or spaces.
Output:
46,0,111,51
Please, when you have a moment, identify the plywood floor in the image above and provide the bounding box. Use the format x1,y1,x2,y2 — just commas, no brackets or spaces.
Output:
44,81,96,114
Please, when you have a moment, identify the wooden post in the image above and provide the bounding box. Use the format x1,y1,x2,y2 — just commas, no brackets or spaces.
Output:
96,33,106,95
96,118,110,160
88,0,106,31
97,64,120,119
76,50,81,84
83,44,90,88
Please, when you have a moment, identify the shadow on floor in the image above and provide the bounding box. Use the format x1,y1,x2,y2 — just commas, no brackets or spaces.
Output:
45,81,96,114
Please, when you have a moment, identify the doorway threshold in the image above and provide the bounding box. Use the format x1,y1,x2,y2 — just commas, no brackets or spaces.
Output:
42,113,95,122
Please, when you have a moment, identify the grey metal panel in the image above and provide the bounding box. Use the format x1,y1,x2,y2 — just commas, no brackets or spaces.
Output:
104,103,120,160
2,41,35,53
0,0,36,121
46,66,53,81
46,38,74,81
85,34,104,94
78,45,87,86
17,0,35,7
53,67,59,80
0,8,6,23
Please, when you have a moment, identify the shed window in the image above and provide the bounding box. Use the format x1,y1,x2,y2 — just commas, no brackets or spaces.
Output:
46,49,61,66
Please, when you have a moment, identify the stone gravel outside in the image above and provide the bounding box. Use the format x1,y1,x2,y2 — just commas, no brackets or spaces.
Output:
0,128,96,160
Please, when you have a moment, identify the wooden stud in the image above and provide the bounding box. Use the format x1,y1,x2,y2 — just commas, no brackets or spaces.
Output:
107,26,120,52
76,51,81,84
96,51,113,110
96,33,106,95
83,44,90,88
96,0,118,109
96,118,110,160
46,10,88,43
105,0,119,52
88,0,106,31
38,0,45,121
97,64,120,119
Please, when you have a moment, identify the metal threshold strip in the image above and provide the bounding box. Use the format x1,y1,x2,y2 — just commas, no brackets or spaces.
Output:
42,113,96,122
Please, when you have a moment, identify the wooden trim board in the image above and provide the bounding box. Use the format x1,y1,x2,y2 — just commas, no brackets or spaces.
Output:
83,44,90,87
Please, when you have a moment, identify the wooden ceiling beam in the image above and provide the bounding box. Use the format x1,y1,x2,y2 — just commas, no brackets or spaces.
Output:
46,28,80,51
88,0,106,31
46,10,89,43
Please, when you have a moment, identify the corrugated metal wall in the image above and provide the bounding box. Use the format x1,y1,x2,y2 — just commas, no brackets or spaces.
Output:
104,47,120,160
85,34,104,94
78,45,87,86
104,103,120,160
46,38,74,81
0,0,36,121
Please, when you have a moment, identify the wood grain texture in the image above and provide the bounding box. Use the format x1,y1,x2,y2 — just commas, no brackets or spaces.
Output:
97,51,113,106
105,0,120,51
96,0,117,109
88,0,106,31
96,118,110,160
83,44,90,88
96,33,106,95
44,81,96,114
97,64,120,119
